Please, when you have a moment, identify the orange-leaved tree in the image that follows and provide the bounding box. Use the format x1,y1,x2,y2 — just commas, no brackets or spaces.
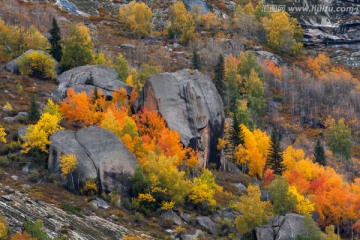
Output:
60,88,105,126
136,107,188,166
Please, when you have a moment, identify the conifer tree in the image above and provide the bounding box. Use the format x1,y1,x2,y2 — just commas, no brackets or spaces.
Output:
93,87,99,102
231,111,244,146
314,137,326,166
85,72,94,85
27,96,40,123
192,49,201,70
49,18,62,62
214,54,225,98
266,129,285,175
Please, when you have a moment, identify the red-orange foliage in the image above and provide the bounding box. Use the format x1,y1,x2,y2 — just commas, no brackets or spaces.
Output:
60,88,104,126
306,53,331,78
306,53,353,82
136,107,189,166
284,160,358,227
353,221,360,234
60,91,199,168
260,59,282,80
136,107,166,139
10,231,36,240
263,168,275,186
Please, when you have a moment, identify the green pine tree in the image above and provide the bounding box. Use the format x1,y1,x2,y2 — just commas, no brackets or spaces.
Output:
92,86,101,112
192,49,201,70
314,137,326,166
85,72,94,85
231,111,244,146
213,54,225,98
27,96,40,123
49,18,62,62
93,86,99,103
266,129,285,175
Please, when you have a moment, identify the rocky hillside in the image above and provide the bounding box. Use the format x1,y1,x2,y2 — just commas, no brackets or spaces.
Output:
0,0,359,239
50,0,360,68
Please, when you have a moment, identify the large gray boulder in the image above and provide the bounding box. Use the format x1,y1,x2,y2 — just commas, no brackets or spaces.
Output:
160,210,183,226
196,216,218,235
51,65,133,101
256,227,275,240
132,69,225,168
256,214,305,240
5,49,60,75
276,214,305,240
48,126,138,196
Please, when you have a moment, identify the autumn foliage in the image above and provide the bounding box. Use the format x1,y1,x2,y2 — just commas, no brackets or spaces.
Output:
262,12,303,55
0,125,6,143
234,124,270,178
0,18,49,62
60,88,105,126
22,112,62,153
119,2,153,37
10,232,36,240
260,59,282,80
18,51,56,79
58,87,220,209
284,157,360,227
306,53,353,82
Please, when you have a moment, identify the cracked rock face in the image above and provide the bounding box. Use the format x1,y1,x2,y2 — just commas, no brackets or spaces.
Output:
256,214,305,240
48,126,138,197
288,0,360,50
132,69,225,168
51,65,133,101
0,183,132,239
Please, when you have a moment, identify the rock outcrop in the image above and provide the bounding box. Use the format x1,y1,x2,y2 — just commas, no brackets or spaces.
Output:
132,69,225,168
287,0,360,51
256,214,306,240
5,49,60,75
0,183,134,239
48,126,138,196
51,65,133,101
54,0,119,15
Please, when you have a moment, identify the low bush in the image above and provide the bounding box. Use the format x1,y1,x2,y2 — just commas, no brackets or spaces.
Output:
18,52,56,79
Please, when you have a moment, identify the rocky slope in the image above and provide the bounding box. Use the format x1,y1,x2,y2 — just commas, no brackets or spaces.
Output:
0,183,137,239
288,0,360,67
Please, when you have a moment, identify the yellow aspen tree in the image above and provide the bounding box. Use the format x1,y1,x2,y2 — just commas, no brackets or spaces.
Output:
22,113,62,153
119,2,152,37
61,23,95,70
101,109,123,138
0,126,6,143
283,146,305,171
262,11,303,55
18,51,56,79
189,169,222,207
43,99,62,120
235,124,270,178
167,1,196,44
288,186,314,215
60,154,78,191
235,184,272,234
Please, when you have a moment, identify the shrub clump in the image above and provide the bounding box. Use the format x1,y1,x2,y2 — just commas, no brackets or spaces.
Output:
18,51,56,79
